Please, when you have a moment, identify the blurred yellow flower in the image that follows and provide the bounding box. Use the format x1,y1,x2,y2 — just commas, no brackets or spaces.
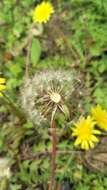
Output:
33,1,54,23
91,104,107,131
0,78,6,96
72,116,100,150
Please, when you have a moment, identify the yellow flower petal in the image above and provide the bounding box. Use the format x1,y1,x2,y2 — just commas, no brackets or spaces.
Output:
33,1,54,23
0,77,6,96
72,128,78,136
91,105,107,131
89,140,95,149
93,129,101,135
0,78,6,84
74,137,82,146
91,135,99,142
0,85,6,90
72,116,100,150
81,141,89,150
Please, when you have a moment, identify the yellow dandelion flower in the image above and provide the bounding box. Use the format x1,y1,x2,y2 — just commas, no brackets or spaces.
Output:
91,104,107,131
33,1,54,23
0,78,6,96
72,116,100,150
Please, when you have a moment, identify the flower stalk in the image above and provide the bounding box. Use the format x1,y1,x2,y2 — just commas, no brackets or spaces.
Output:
49,120,57,190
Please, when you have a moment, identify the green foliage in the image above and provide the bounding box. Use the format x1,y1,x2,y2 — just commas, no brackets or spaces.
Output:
0,0,107,189
31,38,41,66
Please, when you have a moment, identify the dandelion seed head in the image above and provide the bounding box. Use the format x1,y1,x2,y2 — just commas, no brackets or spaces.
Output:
21,70,83,127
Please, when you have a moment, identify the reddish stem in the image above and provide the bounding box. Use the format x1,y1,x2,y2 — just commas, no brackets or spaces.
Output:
49,120,57,190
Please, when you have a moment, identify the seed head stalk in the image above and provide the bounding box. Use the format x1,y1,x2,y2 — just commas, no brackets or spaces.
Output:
49,120,57,190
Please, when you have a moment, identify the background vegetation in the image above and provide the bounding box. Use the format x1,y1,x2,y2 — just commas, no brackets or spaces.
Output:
0,0,107,189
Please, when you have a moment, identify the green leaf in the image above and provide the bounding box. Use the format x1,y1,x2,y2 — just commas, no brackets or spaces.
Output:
23,122,33,129
7,63,22,77
31,38,41,65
